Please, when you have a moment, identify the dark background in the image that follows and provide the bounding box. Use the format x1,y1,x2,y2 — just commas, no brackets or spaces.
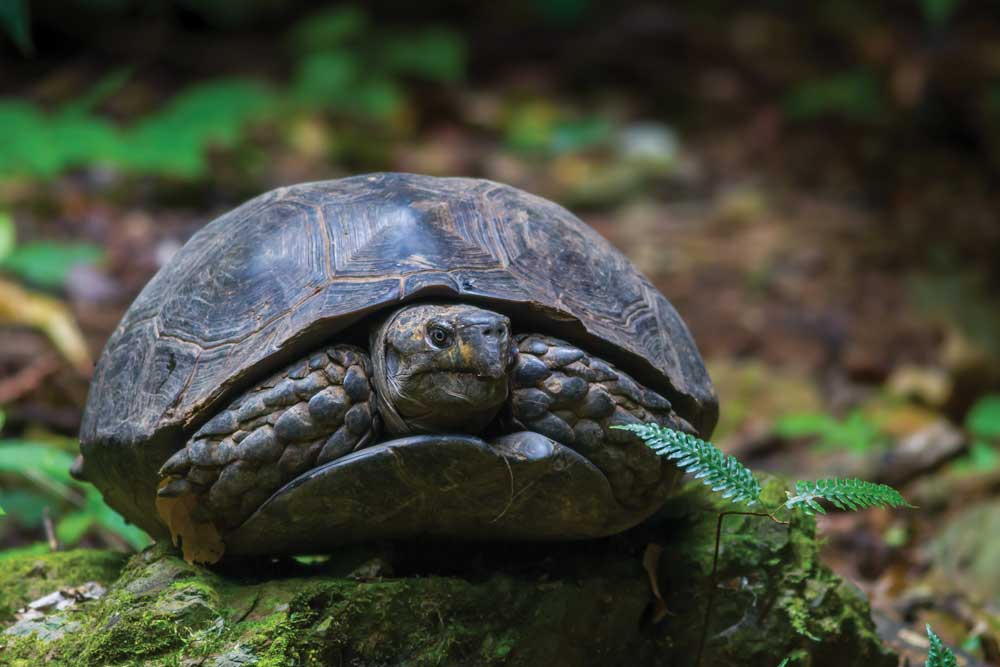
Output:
1,2,998,662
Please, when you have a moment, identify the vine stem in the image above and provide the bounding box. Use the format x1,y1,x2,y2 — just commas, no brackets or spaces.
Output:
693,509,788,667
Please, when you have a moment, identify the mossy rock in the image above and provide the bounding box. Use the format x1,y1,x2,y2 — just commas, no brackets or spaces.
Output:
0,549,127,621
0,481,896,667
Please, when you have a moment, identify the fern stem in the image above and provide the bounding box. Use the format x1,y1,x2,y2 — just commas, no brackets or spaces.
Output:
694,510,788,667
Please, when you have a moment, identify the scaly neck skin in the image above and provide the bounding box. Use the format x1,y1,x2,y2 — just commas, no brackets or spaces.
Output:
369,303,515,436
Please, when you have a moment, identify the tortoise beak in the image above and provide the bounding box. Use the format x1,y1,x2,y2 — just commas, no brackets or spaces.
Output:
455,313,511,379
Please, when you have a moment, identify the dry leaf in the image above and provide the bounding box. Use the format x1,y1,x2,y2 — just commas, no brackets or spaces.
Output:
0,278,92,374
643,543,669,623
155,478,226,564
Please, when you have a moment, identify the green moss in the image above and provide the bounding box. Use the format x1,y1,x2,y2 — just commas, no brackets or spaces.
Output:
0,483,896,667
655,478,895,666
0,549,126,622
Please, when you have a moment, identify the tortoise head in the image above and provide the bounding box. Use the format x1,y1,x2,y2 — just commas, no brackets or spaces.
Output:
370,303,515,434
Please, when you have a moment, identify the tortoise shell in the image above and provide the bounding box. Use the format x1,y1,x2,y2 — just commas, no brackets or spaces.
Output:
80,173,717,538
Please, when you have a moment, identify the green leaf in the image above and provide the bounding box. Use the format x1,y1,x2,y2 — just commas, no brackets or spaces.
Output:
90,495,151,550
0,489,52,525
919,0,960,28
530,0,592,25
124,78,278,177
56,511,95,545
288,6,367,54
614,424,762,506
785,478,912,515
0,439,150,550
773,410,883,453
0,241,104,288
785,71,885,123
550,118,612,154
0,211,15,262
926,625,958,667
950,438,999,473
293,51,362,105
381,28,466,82
348,78,403,119
0,440,76,480
0,441,78,502
0,0,32,55
60,67,134,116
966,394,1000,440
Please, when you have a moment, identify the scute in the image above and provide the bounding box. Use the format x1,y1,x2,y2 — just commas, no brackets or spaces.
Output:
80,173,716,537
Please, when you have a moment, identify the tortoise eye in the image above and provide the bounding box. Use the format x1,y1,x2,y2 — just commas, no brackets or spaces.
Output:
427,325,453,348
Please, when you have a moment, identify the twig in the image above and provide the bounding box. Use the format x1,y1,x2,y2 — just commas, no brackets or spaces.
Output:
694,510,788,667
0,355,61,404
43,507,61,552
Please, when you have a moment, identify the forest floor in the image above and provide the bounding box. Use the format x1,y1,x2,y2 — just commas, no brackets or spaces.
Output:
2,4,999,665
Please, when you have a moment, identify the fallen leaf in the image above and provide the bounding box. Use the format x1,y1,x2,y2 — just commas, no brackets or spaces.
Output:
0,278,92,374
155,478,226,564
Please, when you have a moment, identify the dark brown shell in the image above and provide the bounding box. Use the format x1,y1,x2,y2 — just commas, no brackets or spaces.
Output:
80,173,716,536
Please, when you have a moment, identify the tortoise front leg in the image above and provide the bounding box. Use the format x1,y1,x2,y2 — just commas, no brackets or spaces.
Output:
507,334,691,509
158,345,379,532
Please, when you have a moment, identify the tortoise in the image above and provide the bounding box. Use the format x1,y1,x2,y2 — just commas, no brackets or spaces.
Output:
77,173,717,562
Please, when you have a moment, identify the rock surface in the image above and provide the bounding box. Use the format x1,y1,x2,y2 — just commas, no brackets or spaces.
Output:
0,481,896,667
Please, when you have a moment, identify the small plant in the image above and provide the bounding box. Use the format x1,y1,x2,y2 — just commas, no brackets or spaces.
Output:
619,423,912,517
615,423,913,666
0,5,467,180
632,426,761,505
0,433,149,551
784,70,886,123
785,478,910,515
952,393,1000,473
925,625,958,666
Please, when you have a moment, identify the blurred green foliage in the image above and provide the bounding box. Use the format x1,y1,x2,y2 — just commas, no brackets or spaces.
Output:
0,5,465,179
0,212,104,288
952,394,1000,473
919,0,961,27
773,409,887,453
288,6,464,120
0,212,14,262
0,0,31,54
784,71,886,123
503,100,613,155
2,242,105,288
0,431,150,551
0,79,278,179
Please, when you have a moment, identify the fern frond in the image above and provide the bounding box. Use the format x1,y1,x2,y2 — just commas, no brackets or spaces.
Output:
784,478,912,515
925,625,957,667
614,424,762,507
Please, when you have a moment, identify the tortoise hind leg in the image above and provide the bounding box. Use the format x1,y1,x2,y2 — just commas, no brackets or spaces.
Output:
507,334,691,510
157,344,379,559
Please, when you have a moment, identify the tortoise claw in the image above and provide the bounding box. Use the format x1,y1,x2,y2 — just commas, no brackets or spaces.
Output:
159,448,191,476
157,477,194,497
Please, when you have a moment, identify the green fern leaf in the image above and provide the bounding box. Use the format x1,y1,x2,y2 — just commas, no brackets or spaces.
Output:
614,424,762,506
925,625,958,667
785,478,912,515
